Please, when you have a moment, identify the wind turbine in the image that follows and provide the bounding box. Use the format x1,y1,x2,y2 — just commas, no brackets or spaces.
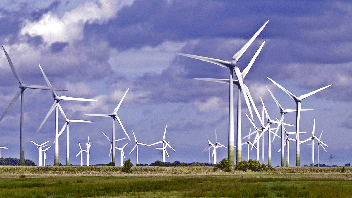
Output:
76,142,86,166
177,20,269,166
0,146,8,158
300,119,328,167
42,145,51,166
129,130,149,165
101,131,125,160
116,142,128,166
267,77,332,166
31,140,49,166
194,40,266,164
0,47,66,165
150,125,175,162
57,104,92,166
242,129,256,161
37,64,96,166
204,130,227,164
86,88,131,166
86,136,91,166
317,131,327,167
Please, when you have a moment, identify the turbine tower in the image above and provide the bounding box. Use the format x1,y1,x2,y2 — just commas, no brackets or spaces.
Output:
42,145,51,166
86,136,91,166
0,47,66,165
57,104,92,166
268,77,331,166
177,20,269,166
129,130,149,165
31,140,49,166
101,132,125,162
37,64,96,166
116,142,128,166
86,88,131,166
0,146,8,158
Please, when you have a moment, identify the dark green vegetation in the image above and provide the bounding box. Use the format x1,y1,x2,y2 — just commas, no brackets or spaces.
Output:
1,175,352,197
0,158,35,166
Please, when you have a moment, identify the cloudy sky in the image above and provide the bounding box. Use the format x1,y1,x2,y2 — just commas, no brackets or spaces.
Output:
0,0,351,166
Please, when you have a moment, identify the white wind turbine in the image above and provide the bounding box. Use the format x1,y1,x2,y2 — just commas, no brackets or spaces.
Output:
116,142,128,166
316,131,327,167
31,140,49,166
0,47,66,165
101,131,126,161
57,104,92,166
194,40,266,164
204,130,227,164
86,136,91,166
242,129,256,161
177,20,269,165
42,145,51,166
37,64,96,166
150,125,175,162
76,142,86,166
300,119,328,167
129,130,149,165
278,126,298,167
0,146,8,158
86,88,131,166
267,77,332,166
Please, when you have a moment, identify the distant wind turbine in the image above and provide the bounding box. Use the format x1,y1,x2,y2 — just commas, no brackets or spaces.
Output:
267,77,332,166
116,143,128,166
129,130,149,165
31,140,49,166
76,142,86,166
150,125,175,162
177,20,269,166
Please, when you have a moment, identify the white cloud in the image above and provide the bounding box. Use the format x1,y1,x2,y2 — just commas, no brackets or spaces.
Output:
20,0,119,44
194,97,223,113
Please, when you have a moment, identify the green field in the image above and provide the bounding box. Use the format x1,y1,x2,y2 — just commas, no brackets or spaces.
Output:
1,166,352,197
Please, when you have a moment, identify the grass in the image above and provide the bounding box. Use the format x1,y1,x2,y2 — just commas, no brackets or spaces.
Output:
1,166,352,197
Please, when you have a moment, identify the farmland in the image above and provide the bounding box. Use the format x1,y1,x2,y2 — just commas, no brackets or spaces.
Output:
1,166,352,197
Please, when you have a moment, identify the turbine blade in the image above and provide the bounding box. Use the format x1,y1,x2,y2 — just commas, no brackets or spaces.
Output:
116,116,130,141
0,90,21,121
215,129,217,143
260,97,270,121
113,88,129,113
2,46,23,84
244,84,262,124
242,40,266,79
58,122,68,137
234,67,253,119
70,120,93,123
312,119,316,136
38,64,57,98
267,86,284,112
163,125,167,140
59,96,96,102
102,132,111,142
25,85,67,91
132,130,137,142
38,102,57,132
149,141,163,146
245,113,257,130
129,145,137,154
194,78,230,84
232,20,269,63
165,141,176,152
57,103,67,120
267,77,297,101
115,137,126,142
177,53,230,68
86,113,111,118
165,149,170,157
299,84,332,101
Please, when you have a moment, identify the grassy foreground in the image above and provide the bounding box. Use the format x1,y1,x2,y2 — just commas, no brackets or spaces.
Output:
1,166,352,197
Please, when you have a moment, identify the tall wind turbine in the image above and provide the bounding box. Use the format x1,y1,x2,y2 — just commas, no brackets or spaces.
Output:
86,88,131,166
0,47,66,165
31,140,49,166
267,77,332,166
76,142,86,166
177,20,269,166
116,142,128,166
150,125,175,162
0,146,8,158
57,104,92,166
37,64,96,166
300,119,328,167
129,130,149,165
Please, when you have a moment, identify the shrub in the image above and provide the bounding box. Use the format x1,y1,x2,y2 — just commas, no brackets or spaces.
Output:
122,159,133,173
213,158,231,172
234,159,273,172
341,166,346,173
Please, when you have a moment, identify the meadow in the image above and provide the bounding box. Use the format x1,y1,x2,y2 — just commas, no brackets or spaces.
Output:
1,166,352,197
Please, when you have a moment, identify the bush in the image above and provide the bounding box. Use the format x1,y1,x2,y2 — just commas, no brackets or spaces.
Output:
213,158,231,172
122,159,133,173
234,159,274,172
